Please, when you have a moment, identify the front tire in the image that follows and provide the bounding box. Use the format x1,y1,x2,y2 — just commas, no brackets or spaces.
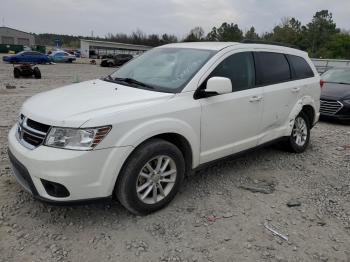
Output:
283,111,310,153
116,139,185,215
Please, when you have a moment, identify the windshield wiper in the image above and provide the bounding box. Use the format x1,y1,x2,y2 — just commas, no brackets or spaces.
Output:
114,77,154,89
103,75,115,82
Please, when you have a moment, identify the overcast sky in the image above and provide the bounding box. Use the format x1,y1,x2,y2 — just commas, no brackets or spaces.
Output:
2,0,350,38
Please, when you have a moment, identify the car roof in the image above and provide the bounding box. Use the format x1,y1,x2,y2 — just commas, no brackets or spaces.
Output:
161,42,239,50
159,42,308,56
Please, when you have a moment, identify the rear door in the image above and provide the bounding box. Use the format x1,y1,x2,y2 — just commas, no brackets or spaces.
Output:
254,51,296,144
287,54,316,105
199,51,264,163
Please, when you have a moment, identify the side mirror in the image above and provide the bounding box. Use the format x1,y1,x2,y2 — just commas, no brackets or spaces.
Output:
206,77,232,95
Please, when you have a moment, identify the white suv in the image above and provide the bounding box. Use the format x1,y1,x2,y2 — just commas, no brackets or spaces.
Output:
8,42,320,214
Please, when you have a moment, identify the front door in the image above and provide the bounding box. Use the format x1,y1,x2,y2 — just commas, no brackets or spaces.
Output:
199,52,263,164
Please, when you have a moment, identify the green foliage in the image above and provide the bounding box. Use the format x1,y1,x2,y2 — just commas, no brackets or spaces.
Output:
207,22,243,42
303,10,340,57
184,27,205,42
245,27,259,40
34,9,349,59
264,17,302,46
325,33,350,59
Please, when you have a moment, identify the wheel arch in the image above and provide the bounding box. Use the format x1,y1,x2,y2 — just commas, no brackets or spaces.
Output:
286,96,318,135
122,132,195,176
152,133,193,176
300,104,316,127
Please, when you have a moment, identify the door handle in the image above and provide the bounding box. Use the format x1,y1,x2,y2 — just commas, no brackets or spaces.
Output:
249,96,262,102
291,87,301,93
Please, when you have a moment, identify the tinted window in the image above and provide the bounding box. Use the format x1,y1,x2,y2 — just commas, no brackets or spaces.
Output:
255,52,291,85
287,55,314,79
208,52,255,92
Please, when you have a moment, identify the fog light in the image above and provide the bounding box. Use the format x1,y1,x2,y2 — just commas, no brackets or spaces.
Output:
41,179,70,198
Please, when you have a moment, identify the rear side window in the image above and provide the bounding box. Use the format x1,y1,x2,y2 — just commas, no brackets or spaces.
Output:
208,52,255,92
254,52,291,86
287,55,314,79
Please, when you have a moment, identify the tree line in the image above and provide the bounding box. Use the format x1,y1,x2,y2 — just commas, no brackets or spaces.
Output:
35,10,350,59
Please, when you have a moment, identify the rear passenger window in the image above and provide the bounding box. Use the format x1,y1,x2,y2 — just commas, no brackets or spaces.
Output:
287,55,314,79
255,52,291,85
208,52,255,92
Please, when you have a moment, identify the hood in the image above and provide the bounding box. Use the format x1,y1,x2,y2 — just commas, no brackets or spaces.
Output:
21,79,174,127
320,82,350,100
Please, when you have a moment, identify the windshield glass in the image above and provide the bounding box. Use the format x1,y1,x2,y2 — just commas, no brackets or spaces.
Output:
109,48,216,93
322,69,350,85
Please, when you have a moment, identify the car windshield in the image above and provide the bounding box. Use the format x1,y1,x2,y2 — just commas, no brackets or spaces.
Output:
109,48,216,93
322,69,350,85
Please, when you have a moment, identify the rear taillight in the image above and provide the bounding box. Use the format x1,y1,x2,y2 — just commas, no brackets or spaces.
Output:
320,79,325,89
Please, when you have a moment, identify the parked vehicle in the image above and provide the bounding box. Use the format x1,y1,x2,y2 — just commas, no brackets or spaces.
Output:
74,50,81,58
49,51,76,63
89,50,98,59
13,64,41,79
320,68,350,121
100,54,133,67
2,51,49,64
8,42,320,214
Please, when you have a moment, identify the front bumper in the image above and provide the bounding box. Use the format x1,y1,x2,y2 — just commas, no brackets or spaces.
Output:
8,125,134,203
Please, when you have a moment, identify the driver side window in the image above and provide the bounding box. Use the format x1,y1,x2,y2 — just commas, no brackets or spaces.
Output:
208,52,255,92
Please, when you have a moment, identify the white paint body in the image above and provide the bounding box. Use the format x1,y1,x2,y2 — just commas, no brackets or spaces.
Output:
8,42,320,201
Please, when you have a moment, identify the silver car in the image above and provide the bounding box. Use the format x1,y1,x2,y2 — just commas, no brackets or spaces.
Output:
49,51,76,63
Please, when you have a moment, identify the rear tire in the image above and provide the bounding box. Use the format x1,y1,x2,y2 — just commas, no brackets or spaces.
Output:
13,68,21,78
116,138,185,215
33,67,41,79
283,111,310,153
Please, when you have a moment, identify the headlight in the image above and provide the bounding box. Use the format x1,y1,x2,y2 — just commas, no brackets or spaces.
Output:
343,99,350,105
45,126,111,150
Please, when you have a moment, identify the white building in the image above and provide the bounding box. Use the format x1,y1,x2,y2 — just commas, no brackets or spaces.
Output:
0,27,35,46
80,39,152,58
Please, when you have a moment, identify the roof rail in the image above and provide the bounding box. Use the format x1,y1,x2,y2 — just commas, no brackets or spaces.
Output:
240,39,300,50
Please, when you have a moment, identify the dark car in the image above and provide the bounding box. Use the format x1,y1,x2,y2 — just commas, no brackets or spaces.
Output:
2,51,50,64
100,54,133,67
320,68,350,122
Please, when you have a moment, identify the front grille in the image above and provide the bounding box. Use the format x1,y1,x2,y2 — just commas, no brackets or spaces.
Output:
26,118,50,133
17,116,50,149
320,100,343,115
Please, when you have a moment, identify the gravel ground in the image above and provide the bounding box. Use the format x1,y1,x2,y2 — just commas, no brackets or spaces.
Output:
0,61,349,262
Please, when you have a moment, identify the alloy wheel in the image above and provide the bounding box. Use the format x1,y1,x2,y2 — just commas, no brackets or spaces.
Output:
292,116,308,146
136,155,177,204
